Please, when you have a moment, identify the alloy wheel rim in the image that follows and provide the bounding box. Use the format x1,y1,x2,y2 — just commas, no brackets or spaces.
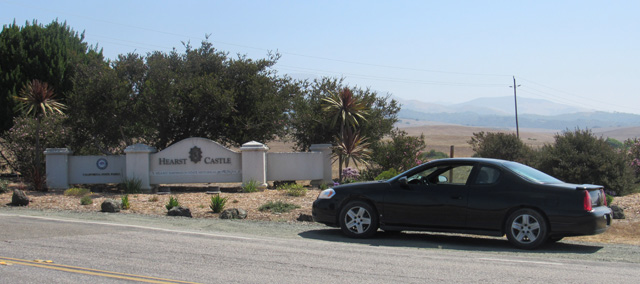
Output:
511,214,541,243
344,206,372,234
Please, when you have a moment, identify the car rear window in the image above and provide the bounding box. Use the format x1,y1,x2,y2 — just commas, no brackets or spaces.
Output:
503,162,562,184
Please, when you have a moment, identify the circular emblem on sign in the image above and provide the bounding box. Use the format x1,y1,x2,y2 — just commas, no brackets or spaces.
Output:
96,158,108,170
189,146,203,163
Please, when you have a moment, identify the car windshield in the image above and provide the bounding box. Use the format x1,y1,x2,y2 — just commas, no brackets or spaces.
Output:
503,161,562,184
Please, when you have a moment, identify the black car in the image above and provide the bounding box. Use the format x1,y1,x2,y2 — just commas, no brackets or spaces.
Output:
312,158,612,249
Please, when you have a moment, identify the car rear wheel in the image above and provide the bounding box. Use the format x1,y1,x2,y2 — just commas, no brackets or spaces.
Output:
505,208,548,249
339,201,379,238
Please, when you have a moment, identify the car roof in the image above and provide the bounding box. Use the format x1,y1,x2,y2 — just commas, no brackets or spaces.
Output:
428,157,511,165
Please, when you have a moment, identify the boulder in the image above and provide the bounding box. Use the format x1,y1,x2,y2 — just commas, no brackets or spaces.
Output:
168,206,192,218
11,189,29,206
101,199,121,213
297,214,313,222
220,208,247,219
611,205,625,219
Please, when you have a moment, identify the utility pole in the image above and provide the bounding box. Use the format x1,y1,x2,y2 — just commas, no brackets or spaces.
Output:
510,76,521,139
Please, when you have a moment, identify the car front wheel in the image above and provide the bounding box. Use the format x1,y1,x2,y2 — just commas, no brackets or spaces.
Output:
339,201,379,238
505,208,548,249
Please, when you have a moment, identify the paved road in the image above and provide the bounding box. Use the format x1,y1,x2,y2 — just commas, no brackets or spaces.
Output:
1,208,639,283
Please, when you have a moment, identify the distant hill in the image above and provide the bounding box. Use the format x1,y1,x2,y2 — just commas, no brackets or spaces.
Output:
396,96,640,131
397,96,590,116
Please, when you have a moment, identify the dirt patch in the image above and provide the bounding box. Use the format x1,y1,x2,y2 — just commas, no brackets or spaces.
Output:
1,184,639,246
0,183,318,222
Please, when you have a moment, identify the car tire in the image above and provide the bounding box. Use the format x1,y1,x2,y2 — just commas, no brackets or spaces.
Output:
339,201,379,238
505,208,548,250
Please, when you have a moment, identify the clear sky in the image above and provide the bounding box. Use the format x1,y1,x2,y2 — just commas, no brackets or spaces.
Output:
2,0,639,114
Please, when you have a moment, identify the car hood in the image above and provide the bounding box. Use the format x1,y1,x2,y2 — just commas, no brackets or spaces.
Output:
334,180,384,190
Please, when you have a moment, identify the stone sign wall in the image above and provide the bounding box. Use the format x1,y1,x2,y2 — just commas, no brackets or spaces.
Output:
45,138,332,192
149,138,242,184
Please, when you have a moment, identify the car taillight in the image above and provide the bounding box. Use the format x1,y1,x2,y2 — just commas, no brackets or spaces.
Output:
583,190,593,212
601,189,607,206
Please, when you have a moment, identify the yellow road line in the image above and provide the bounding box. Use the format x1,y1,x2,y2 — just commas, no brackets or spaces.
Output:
0,256,201,284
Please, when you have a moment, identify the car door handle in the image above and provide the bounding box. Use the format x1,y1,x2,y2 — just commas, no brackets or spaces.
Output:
451,196,463,200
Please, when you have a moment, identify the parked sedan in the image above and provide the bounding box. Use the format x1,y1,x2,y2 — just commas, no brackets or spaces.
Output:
312,158,612,249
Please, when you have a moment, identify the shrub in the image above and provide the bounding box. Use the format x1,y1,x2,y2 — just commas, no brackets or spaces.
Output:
370,129,426,172
318,183,329,190
469,131,534,164
625,138,640,183
209,194,228,213
283,184,307,197
64,187,91,197
606,194,614,207
120,177,142,194
0,114,70,180
422,149,448,160
165,196,180,210
359,166,384,181
258,200,300,213
375,168,399,180
0,179,11,193
536,129,635,196
121,195,130,210
242,180,260,193
80,196,92,205
148,196,159,202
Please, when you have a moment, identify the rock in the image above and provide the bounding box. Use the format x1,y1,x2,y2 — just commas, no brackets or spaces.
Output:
297,214,313,222
220,208,247,219
101,199,121,213
611,205,625,219
168,206,192,218
11,189,29,206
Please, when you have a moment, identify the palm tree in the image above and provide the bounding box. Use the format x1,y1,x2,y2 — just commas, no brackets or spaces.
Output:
15,79,66,191
334,127,371,169
322,88,369,181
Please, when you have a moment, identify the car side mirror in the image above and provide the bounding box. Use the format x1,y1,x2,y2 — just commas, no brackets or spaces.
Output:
438,175,448,183
398,176,408,186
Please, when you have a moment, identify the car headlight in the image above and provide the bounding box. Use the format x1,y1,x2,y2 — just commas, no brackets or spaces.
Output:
317,188,335,199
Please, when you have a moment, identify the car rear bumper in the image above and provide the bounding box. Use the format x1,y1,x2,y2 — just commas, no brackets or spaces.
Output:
550,206,612,236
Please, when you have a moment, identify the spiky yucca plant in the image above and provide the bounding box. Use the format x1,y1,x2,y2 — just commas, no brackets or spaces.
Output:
14,80,66,191
322,88,369,181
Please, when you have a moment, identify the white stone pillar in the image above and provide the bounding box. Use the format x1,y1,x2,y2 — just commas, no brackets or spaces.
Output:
240,141,268,189
310,144,333,187
44,148,72,190
124,143,156,193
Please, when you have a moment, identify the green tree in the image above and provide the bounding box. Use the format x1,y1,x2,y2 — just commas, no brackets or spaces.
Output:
66,54,140,154
289,77,399,151
536,129,635,196
140,40,292,149
66,39,294,152
469,132,534,164
0,19,101,132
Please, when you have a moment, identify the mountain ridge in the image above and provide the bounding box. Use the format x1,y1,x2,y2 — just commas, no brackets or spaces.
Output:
395,96,640,131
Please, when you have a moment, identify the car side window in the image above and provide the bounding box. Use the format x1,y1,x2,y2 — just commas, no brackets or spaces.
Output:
475,166,501,185
438,165,473,185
